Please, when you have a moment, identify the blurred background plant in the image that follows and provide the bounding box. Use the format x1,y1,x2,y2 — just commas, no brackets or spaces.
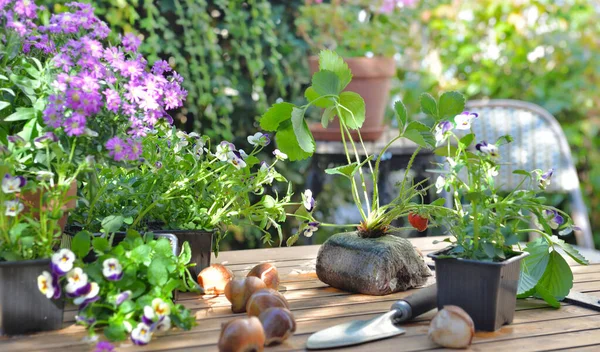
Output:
38,0,600,248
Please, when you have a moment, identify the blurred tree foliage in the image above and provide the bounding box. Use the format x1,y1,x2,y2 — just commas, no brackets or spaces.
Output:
42,0,309,141
395,0,600,245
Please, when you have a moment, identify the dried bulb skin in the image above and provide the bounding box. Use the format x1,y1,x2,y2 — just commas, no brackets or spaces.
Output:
428,305,475,349
258,307,297,346
197,264,234,295
218,317,265,352
246,288,290,317
247,263,280,290
225,277,267,313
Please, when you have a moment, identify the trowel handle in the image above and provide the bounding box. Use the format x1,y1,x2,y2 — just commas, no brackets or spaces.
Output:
390,284,437,323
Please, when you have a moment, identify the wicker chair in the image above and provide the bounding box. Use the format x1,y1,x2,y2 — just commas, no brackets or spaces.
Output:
459,99,594,249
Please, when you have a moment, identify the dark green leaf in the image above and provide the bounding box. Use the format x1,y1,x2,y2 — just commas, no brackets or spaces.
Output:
420,93,438,118
431,198,446,206
274,123,312,161
338,91,365,129
104,323,127,341
312,70,340,96
325,156,373,178
259,102,294,131
9,223,29,242
535,250,573,300
394,100,408,131
482,242,496,258
130,245,151,264
438,91,466,120
318,50,352,91
535,285,561,308
291,107,315,153
118,300,136,314
71,231,91,258
459,133,475,148
404,121,435,149
179,241,192,265
464,191,483,202
92,237,110,253
148,258,169,286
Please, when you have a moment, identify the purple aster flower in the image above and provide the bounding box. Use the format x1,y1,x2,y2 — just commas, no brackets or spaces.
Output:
64,111,87,136
43,104,63,128
152,60,171,75
81,36,103,58
122,33,141,53
120,59,144,79
103,88,121,112
14,0,38,19
106,137,130,161
52,53,73,72
33,132,58,148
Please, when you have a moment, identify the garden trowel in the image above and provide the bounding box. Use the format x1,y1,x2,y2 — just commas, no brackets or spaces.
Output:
306,284,437,350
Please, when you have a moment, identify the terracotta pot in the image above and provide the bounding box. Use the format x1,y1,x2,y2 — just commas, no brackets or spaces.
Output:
308,56,396,141
19,180,77,231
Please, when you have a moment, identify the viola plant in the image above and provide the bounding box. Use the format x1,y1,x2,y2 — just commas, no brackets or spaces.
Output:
430,113,588,306
259,50,458,241
39,231,196,345
296,0,421,57
72,123,318,253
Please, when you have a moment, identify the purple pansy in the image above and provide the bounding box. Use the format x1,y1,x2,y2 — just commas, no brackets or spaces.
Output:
102,258,123,281
303,189,315,212
475,140,499,157
65,267,92,298
51,248,75,276
94,341,115,352
454,111,479,130
2,174,26,194
115,290,132,305
304,221,320,238
539,168,554,189
544,209,564,230
131,322,153,345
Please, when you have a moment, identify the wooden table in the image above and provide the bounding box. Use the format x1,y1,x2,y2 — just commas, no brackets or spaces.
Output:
2,237,600,351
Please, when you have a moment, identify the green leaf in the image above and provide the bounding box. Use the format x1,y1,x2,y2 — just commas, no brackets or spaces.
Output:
459,133,475,148
5,107,35,121
325,156,373,178
394,100,408,131
71,231,91,258
92,237,110,253
512,170,531,177
438,91,466,120
318,50,352,91
154,238,174,257
178,241,192,265
104,323,127,341
549,236,589,265
274,123,312,161
286,232,300,246
431,198,446,206
518,238,550,295
534,285,561,308
338,91,365,129
312,70,340,96
9,223,29,243
306,87,334,108
0,101,9,111
259,102,294,131
118,300,136,314
263,195,276,208
404,121,435,149
291,107,315,153
535,250,573,301
130,244,151,264
420,93,438,118
101,215,124,233
321,106,336,128
482,241,496,258
148,258,169,286
464,191,483,202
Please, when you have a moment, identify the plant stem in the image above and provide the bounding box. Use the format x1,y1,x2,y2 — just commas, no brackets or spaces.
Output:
338,113,367,221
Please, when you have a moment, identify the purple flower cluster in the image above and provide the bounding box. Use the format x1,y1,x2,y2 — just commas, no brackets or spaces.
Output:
1,2,188,162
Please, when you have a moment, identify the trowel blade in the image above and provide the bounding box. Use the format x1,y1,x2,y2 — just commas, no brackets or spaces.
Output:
306,310,405,350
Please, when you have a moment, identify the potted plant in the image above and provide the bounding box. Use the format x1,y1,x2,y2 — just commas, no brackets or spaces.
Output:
69,124,315,277
258,50,458,295
0,1,187,335
39,231,196,347
428,112,588,331
295,0,421,141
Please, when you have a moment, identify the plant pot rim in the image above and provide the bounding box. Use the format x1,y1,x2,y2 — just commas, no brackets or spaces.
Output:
0,257,50,267
428,245,529,266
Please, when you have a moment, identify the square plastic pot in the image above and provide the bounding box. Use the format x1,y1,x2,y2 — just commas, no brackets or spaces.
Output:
0,258,64,336
428,247,529,331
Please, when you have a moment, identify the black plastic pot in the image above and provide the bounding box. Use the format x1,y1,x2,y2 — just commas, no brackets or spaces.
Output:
0,258,64,336
61,230,213,277
428,247,529,331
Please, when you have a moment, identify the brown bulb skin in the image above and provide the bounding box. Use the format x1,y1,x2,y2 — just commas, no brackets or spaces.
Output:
247,263,280,290
197,264,234,295
258,307,296,346
225,277,267,313
218,316,265,352
246,288,289,317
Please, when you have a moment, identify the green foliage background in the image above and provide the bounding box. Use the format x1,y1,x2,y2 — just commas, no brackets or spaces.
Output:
39,0,600,247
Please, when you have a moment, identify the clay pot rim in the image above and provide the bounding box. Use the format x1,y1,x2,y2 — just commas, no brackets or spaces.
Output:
307,55,396,78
